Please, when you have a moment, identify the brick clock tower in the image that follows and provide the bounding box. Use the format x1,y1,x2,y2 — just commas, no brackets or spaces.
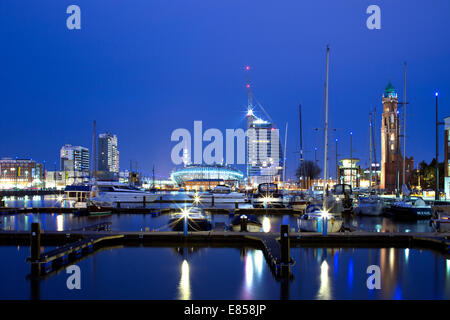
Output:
380,82,414,192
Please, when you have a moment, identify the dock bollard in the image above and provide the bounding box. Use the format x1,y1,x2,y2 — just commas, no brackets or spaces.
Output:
30,222,41,276
280,224,291,276
211,195,215,207
240,215,248,232
31,222,41,262
235,201,239,209
143,196,146,208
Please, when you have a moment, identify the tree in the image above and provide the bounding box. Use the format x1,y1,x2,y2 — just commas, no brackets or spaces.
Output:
296,160,322,189
410,159,444,190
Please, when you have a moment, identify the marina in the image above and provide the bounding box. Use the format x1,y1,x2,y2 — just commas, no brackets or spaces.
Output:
1,1,450,305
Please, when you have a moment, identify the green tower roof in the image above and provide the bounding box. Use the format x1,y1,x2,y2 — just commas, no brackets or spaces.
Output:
384,81,397,98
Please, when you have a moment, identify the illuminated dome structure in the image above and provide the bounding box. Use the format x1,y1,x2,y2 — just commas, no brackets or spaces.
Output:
170,164,244,188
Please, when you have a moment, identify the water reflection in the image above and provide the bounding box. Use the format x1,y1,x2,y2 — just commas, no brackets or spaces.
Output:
262,216,271,233
178,259,191,300
56,215,64,231
241,249,265,299
317,260,331,299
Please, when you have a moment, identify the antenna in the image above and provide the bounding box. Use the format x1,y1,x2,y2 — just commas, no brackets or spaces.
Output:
245,65,252,109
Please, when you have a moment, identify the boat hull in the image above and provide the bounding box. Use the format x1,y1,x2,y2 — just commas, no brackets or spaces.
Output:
388,206,432,220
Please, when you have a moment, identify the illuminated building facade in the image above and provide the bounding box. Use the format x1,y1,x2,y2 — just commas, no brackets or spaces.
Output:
0,158,44,189
60,144,90,172
170,164,243,189
98,133,119,173
338,158,361,187
246,109,283,186
380,82,414,192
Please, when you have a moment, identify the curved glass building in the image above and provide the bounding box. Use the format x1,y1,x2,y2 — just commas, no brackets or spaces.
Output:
170,165,244,186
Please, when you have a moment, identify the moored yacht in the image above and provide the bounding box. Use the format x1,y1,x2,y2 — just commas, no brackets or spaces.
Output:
168,207,212,231
189,184,247,203
96,181,158,203
298,204,343,233
387,197,433,219
251,183,284,208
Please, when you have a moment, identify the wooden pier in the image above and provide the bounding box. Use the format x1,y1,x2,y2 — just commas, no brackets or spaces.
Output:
0,206,297,216
1,221,449,280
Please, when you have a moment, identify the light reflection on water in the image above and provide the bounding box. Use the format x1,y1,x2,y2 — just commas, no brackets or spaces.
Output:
178,260,191,300
0,245,449,299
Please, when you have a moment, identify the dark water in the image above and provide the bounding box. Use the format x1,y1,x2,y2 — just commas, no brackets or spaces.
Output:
1,195,447,300
0,245,449,299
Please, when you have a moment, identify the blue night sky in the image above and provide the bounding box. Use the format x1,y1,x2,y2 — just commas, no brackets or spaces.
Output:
0,1,449,179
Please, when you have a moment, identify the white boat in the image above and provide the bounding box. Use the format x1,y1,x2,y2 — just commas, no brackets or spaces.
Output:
354,195,384,216
252,183,284,208
96,181,158,203
298,204,343,233
189,185,247,203
63,185,90,208
169,207,212,231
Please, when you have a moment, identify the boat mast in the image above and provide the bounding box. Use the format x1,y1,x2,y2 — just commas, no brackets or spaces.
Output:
283,122,288,186
402,62,407,187
299,104,304,189
93,120,98,196
369,112,373,193
323,46,330,210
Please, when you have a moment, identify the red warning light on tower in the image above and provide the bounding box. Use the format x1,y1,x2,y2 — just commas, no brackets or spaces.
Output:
245,66,250,71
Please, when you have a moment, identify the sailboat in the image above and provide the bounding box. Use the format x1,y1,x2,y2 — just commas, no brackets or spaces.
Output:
86,120,113,216
354,112,384,216
298,46,343,232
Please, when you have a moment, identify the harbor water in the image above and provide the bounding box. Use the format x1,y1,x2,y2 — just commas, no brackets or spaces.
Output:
0,194,449,300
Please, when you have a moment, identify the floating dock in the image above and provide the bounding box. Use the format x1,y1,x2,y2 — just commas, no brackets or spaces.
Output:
1,222,449,280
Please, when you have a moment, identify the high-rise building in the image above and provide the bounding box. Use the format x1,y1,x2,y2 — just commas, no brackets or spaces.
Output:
60,145,90,172
380,82,413,192
98,133,119,173
246,109,283,186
